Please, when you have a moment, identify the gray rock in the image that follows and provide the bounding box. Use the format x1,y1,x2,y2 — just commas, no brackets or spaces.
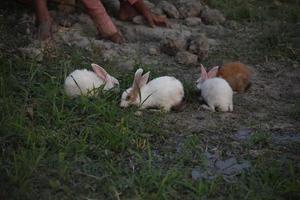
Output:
207,38,220,47
185,17,202,26
117,22,191,42
175,51,198,65
215,157,237,170
117,59,135,71
188,34,209,61
78,14,94,26
191,169,202,180
177,0,203,18
235,129,251,140
200,152,251,181
159,1,180,19
201,6,226,25
222,161,251,175
215,157,251,176
161,34,187,56
197,24,229,38
101,49,117,62
144,0,155,10
91,39,112,50
149,47,159,55
225,20,240,30
19,47,43,61
132,15,146,25
73,37,91,49
272,133,300,144
152,7,164,15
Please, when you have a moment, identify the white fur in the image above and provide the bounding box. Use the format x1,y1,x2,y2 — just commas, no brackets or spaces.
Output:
196,77,233,112
64,66,119,98
120,70,184,111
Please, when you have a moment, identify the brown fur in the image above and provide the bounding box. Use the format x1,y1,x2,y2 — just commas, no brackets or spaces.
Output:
217,62,251,93
127,88,139,103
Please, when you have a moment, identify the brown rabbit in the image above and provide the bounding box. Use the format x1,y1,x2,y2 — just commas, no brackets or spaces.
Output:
207,62,252,93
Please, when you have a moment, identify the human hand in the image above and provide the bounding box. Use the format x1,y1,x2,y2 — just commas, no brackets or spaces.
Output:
107,32,125,44
133,0,167,28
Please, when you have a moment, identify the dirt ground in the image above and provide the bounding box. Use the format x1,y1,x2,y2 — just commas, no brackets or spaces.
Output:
1,0,300,199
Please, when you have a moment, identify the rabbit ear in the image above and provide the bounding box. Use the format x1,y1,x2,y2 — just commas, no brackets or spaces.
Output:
91,63,108,81
200,64,208,81
208,66,219,78
139,71,150,88
133,68,144,89
134,68,144,79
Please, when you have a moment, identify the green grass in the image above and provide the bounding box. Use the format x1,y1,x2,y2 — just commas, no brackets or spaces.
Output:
249,131,271,147
1,51,299,199
206,0,300,23
1,2,300,199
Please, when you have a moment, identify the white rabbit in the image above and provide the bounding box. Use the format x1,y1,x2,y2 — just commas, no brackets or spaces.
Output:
196,64,233,112
120,68,185,111
64,63,119,97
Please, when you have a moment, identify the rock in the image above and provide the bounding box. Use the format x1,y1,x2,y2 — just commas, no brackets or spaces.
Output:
101,49,117,62
78,14,94,26
215,157,237,170
118,45,137,55
132,15,146,25
116,19,191,42
168,20,181,29
197,24,228,38
177,0,203,18
175,51,198,65
222,160,251,175
149,47,159,55
141,57,159,66
191,169,202,180
161,34,187,56
271,133,300,144
152,7,164,15
117,59,135,71
215,157,251,176
234,129,251,140
73,37,91,49
207,38,220,47
185,17,202,26
188,34,209,61
19,47,43,61
144,0,155,10
159,1,180,19
201,6,226,25
117,21,191,42
225,20,240,30
59,31,94,50
91,39,112,50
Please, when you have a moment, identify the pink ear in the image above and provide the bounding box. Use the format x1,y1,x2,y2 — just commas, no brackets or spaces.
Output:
139,71,150,88
200,64,208,81
91,63,108,81
208,66,219,78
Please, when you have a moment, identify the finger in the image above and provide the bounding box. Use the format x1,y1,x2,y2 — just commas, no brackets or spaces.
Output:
153,15,167,27
146,15,155,27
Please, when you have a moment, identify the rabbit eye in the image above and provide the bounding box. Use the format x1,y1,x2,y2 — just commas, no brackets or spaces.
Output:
126,95,131,101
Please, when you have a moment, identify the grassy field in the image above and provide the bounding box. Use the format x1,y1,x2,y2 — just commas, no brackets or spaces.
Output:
1,0,300,199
